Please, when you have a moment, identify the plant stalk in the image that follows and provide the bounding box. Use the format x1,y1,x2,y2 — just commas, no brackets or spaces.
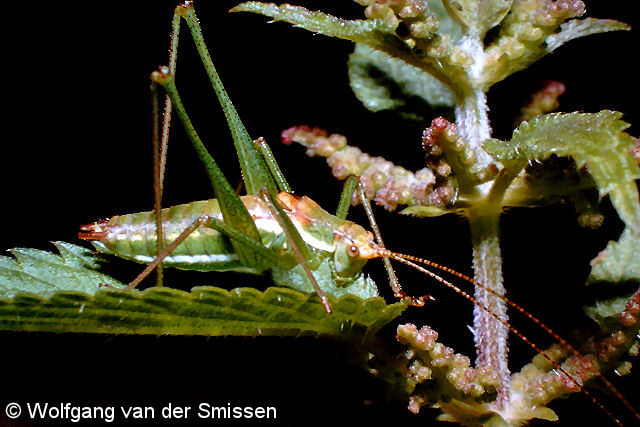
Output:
468,208,510,405
453,33,510,404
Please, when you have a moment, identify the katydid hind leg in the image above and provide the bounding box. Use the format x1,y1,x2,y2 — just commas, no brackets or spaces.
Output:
151,67,264,269
254,137,291,193
124,213,281,290
126,215,212,290
179,2,278,197
152,3,274,267
158,8,181,188
151,8,181,287
151,82,164,286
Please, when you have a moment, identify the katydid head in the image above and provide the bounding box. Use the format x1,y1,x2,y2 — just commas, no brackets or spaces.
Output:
331,219,439,305
332,221,385,278
332,221,438,305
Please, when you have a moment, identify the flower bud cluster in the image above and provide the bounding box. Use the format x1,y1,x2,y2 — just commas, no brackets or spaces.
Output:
518,353,598,404
507,0,584,29
423,116,498,186
397,323,497,415
632,138,640,164
282,125,458,211
353,0,439,41
516,80,566,124
509,288,640,420
618,289,640,328
483,0,585,85
507,343,600,420
352,0,472,85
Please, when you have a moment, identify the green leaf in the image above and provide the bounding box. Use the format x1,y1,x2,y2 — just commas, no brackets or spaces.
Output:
232,3,395,44
483,11,629,88
0,242,125,299
348,44,455,117
583,294,629,328
236,2,394,35
589,228,640,285
0,243,405,338
584,229,640,326
428,0,463,41
271,257,379,301
400,205,464,218
231,2,447,79
443,0,512,35
484,111,640,232
0,286,407,339
546,18,630,53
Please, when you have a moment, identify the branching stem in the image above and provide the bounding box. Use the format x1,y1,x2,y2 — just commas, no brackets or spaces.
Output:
453,33,510,405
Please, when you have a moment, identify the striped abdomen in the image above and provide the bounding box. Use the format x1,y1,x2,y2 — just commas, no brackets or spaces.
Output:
81,198,271,273
80,193,346,274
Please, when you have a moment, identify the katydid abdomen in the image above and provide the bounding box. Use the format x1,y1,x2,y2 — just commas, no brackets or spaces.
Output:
79,192,381,299
84,198,248,272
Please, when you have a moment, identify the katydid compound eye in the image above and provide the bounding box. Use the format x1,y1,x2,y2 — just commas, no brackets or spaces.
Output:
347,245,360,257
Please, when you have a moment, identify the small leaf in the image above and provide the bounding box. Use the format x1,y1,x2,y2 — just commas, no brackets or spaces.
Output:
483,8,629,88
348,44,455,117
583,294,629,327
546,18,630,52
0,286,408,340
232,3,396,44
231,3,436,74
589,228,640,285
400,205,463,217
0,242,124,299
584,229,640,327
485,111,640,232
443,0,512,35
232,2,464,96
428,0,463,41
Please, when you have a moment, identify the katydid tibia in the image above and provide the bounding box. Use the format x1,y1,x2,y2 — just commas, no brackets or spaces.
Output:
77,2,637,424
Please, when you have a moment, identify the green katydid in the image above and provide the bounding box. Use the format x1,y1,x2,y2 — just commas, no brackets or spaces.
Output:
78,1,429,313
77,3,636,423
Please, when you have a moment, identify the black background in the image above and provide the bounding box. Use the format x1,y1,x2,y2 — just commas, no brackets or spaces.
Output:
1,1,640,425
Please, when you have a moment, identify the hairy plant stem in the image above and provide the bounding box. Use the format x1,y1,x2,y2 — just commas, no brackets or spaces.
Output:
468,208,510,406
459,92,511,402
455,35,495,180
453,34,511,404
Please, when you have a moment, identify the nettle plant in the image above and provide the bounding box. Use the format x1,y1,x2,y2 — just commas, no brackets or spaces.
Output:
231,0,640,423
1,1,640,425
